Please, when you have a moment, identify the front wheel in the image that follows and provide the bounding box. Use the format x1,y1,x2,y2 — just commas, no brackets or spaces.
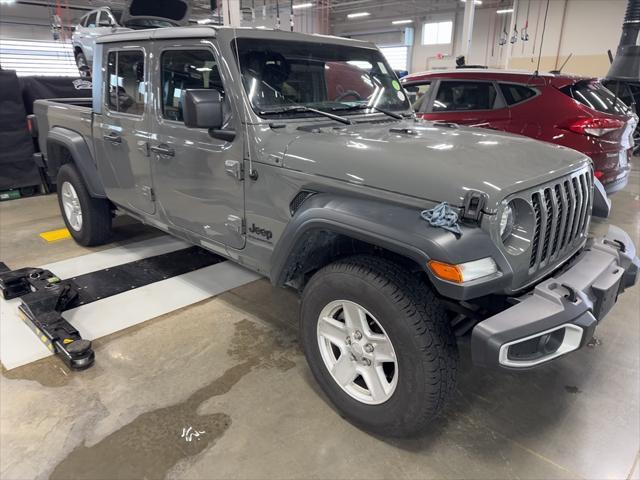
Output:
300,255,458,437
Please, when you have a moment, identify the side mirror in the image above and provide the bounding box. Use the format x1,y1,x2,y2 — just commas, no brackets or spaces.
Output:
183,89,224,130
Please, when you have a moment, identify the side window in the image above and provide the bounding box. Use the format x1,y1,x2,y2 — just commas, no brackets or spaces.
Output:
404,82,432,111
107,50,146,116
433,81,497,112
161,49,228,124
97,11,111,27
499,83,537,106
86,12,97,28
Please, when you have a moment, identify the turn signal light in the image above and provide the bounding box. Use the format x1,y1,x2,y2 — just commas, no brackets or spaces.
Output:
428,257,499,283
428,260,463,283
560,117,624,137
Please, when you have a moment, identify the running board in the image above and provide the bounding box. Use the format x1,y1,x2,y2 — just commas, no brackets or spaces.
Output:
0,247,223,370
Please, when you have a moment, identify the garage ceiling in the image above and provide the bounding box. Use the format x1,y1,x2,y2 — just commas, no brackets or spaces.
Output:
9,0,514,26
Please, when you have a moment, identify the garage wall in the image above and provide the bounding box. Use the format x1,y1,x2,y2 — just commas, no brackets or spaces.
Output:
506,0,626,77
0,3,82,41
333,0,626,78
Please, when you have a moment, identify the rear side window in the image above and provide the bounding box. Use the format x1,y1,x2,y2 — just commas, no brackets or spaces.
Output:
560,81,630,115
107,50,146,116
433,81,497,111
86,12,97,28
499,83,537,105
161,49,224,122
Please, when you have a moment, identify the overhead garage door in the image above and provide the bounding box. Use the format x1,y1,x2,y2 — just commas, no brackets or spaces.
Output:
0,39,78,76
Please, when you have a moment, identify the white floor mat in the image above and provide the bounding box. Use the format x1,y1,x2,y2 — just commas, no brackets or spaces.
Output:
0,236,260,370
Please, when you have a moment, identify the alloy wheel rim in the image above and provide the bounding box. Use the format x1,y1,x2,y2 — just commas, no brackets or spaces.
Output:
317,300,398,405
61,181,83,231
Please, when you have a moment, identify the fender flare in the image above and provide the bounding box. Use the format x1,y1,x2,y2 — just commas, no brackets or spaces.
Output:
47,127,106,198
270,193,512,300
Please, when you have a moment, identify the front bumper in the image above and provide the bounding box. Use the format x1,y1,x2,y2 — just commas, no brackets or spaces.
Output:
471,224,639,369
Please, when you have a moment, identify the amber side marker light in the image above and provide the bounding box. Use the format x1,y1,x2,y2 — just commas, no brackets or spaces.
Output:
428,260,463,283
428,257,499,283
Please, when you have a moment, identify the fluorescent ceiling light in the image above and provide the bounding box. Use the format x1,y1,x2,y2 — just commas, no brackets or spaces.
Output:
497,8,514,14
392,19,413,25
255,25,267,29
347,12,370,19
0,0,17,4
292,2,313,9
461,0,483,4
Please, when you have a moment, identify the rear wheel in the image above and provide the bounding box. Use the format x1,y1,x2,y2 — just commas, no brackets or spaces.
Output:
300,255,458,437
57,164,112,246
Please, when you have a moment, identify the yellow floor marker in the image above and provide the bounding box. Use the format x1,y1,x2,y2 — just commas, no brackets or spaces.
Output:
39,228,71,242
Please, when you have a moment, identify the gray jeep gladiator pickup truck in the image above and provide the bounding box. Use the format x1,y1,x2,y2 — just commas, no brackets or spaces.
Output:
31,26,638,436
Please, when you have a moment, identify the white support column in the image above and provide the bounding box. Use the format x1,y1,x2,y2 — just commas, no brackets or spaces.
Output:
222,0,241,27
460,0,476,59
504,0,519,69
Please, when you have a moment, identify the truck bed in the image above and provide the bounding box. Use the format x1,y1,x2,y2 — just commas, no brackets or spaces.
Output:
33,98,93,156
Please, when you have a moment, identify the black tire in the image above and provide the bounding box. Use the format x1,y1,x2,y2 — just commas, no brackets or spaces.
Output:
57,164,112,246
300,255,458,437
75,51,91,79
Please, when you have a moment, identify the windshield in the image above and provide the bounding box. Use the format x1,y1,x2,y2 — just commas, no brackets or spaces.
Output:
234,38,410,118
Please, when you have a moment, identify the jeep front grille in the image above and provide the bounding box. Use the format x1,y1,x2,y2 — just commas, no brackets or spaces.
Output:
528,169,592,273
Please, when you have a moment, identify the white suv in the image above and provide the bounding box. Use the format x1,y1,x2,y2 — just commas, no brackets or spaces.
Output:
72,1,189,78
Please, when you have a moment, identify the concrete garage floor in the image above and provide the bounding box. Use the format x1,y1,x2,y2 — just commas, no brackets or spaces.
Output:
0,171,639,480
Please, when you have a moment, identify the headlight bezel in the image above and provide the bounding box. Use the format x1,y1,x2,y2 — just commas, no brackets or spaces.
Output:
498,199,536,256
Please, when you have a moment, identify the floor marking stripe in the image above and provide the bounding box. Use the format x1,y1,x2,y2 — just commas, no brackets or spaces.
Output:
0,236,260,370
41,236,190,279
39,228,71,242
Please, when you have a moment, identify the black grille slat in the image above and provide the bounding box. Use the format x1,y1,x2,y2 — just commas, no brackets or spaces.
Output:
540,189,553,263
554,183,568,257
577,174,590,235
530,193,542,269
562,180,576,249
569,177,582,243
545,188,559,261
551,184,564,258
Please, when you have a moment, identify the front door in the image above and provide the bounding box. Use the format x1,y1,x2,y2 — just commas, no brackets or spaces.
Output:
95,46,155,214
150,42,245,249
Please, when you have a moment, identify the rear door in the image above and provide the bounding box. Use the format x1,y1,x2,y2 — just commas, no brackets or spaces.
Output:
94,46,155,214
149,40,245,249
422,79,511,129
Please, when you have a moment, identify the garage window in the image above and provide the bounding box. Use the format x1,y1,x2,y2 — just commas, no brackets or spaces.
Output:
107,50,146,116
433,81,497,111
422,21,453,45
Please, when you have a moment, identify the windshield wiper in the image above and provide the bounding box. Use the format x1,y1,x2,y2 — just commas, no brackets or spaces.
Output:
331,104,405,120
259,105,353,125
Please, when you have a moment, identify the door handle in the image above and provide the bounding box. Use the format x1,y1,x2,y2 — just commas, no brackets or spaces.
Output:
150,144,175,157
103,133,122,144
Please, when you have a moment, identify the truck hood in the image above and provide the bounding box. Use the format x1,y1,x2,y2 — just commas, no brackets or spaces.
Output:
280,119,589,210
120,0,190,27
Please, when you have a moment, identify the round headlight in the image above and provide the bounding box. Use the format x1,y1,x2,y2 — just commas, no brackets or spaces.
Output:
499,204,514,240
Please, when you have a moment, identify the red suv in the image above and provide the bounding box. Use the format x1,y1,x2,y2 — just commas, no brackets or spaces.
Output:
401,69,637,194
